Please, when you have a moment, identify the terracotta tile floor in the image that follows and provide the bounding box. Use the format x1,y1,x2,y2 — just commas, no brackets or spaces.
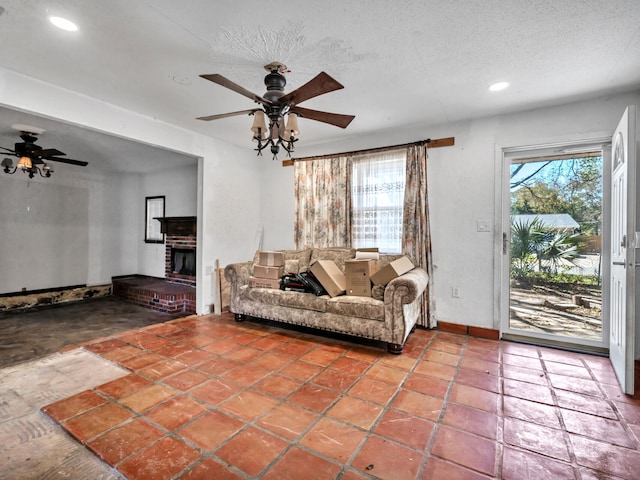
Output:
42,313,640,479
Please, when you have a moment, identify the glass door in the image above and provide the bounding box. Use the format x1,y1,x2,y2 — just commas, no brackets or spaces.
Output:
500,142,609,353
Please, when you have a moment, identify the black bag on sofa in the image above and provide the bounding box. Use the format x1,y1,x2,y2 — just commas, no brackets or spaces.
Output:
280,274,307,293
280,272,327,296
296,271,328,296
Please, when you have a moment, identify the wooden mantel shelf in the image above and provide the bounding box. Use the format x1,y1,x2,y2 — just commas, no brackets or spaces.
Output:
156,216,197,236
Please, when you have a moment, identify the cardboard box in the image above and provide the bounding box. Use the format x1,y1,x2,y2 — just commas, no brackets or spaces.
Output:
355,250,380,260
371,256,415,286
258,250,285,267
253,265,284,280
309,260,346,297
344,259,379,297
248,276,281,289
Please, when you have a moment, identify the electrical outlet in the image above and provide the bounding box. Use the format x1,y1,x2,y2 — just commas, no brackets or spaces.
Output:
477,220,491,232
452,287,460,298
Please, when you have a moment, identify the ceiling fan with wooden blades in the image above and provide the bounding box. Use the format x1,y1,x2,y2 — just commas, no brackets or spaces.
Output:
197,62,355,158
1,127,88,178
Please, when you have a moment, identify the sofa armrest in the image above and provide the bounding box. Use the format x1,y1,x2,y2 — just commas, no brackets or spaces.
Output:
384,267,429,306
224,262,252,296
384,267,429,344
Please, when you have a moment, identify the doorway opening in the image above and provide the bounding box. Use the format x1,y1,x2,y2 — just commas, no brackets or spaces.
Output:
500,142,609,353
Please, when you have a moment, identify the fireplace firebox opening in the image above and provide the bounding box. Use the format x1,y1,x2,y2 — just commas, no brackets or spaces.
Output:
171,248,196,277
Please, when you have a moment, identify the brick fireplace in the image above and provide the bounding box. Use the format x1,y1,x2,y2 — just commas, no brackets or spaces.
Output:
112,216,197,314
160,216,197,288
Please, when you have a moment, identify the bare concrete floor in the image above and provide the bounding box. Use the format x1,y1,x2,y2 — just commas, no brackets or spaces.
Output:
0,296,187,368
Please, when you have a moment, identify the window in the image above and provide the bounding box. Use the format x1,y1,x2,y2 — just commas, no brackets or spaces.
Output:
145,196,165,243
351,151,406,253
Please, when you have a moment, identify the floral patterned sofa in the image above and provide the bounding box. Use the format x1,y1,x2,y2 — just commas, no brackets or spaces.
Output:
224,247,429,354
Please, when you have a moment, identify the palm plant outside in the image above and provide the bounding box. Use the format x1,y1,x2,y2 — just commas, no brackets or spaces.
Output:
510,218,545,280
510,217,579,281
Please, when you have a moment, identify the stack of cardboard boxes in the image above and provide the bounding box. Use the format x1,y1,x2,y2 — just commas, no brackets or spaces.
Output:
249,251,285,289
248,249,416,297
310,250,415,298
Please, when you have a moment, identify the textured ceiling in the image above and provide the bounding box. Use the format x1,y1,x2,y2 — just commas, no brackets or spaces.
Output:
0,0,639,172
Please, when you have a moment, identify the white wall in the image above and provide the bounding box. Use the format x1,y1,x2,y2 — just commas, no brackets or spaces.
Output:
0,165,143,292
259,90,640,336
88,172,139,284
259,159,296,249
197,141,263,313
0,172,91,292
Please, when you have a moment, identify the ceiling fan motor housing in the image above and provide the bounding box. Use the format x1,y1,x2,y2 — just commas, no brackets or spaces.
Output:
20,131,40,143
15,141,42,157
263,70,287,105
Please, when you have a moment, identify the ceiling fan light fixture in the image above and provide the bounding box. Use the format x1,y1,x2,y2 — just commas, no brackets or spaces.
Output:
1,157,14,169
17,156,32,170
1,131,87,179
49,16,78,32
41,162,53,177
251,111,268,141
284,113,300,139
270,121,281,140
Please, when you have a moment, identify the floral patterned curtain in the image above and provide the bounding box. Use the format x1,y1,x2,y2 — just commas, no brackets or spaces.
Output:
294,156,352,249
403,143,435,328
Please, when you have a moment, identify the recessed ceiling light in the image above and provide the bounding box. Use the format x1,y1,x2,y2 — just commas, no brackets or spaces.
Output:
489,81,510,92
49,16,78,32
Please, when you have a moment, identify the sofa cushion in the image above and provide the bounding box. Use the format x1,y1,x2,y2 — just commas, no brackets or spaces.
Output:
239,285,327,312
310,247,355,272
325,295,384,321
283,248,313,274
277,291,328,312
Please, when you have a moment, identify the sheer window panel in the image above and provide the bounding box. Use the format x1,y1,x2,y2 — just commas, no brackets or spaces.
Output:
352,150,406,253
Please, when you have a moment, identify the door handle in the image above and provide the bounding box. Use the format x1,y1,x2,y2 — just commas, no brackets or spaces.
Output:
613,261,626,266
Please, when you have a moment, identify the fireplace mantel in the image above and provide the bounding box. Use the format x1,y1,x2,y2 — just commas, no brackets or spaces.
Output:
156,216,197,236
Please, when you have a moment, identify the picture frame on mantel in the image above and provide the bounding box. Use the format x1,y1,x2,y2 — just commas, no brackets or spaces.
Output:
145,195,165,243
